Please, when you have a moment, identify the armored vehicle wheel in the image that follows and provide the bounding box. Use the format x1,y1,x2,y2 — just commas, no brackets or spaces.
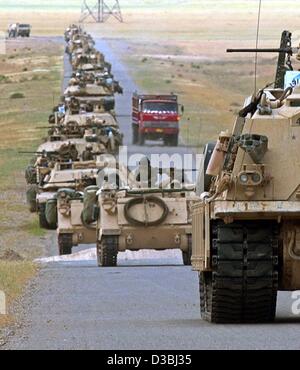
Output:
200,221,279,323
182,235,192,266
39,204,56,230
26,185,38,213
138,131,145,146
58,234,73,256
132,125,138,144
39,204,48,229
97,236,118,267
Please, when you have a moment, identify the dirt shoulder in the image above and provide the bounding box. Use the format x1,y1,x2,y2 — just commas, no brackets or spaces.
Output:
0,36,64,345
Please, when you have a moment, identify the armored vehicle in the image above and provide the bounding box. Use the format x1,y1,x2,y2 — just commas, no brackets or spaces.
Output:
58,112,123,153
94,160,198,267
24,139,110,187
64,83,114,99
36,159,109,231
17,24,31,37
63,111,118,128
65,94,115,114
96,186,197,267
192,30,300,323
72,50,107,71
68,71,123,95
64,25,82,42
66,32,94,55
25,142,79,213
56,163,133,255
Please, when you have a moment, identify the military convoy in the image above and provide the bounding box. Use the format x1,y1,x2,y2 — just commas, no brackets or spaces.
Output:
22,24,300,324
24,25,126,254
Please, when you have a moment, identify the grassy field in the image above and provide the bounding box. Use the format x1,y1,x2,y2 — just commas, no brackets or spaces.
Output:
0,261,37,327
0,37,64,328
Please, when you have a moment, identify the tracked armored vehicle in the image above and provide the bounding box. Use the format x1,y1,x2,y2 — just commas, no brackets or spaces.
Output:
64,83,114,100
72,50,109,72
68,70,123,95
35,158,110,232
59,112,123,153
94,161,198,267
64,25,82,43
192,30,300,323
24,139,109,187
56,163,133,255
64,85,115,113
66,34,94,58
96,187,197,267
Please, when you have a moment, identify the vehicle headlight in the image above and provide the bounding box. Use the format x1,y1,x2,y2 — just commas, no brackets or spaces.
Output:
251,173,262,184
239,173,249,184
238,171,263,186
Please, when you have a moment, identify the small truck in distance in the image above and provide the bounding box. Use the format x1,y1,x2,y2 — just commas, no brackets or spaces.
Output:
17,24,31,37
132,93,182,146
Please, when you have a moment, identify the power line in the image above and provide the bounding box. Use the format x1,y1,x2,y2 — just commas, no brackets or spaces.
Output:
79,0,123,23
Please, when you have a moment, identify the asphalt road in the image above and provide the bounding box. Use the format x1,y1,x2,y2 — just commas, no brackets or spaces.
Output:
5,259,300,350
4,37,300,350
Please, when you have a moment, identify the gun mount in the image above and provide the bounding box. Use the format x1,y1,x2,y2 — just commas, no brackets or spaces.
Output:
236,134,268,164
227,30,300,89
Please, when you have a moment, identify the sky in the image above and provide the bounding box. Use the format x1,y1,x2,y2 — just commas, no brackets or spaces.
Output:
0,0,199,11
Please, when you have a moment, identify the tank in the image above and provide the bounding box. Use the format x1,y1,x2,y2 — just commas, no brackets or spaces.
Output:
95,171,198,267
192,31,300,323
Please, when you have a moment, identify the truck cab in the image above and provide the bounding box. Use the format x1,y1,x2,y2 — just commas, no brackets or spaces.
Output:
132,93,181,146
17,24,31,37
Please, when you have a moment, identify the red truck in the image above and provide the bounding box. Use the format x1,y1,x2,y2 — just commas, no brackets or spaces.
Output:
132,93,182,146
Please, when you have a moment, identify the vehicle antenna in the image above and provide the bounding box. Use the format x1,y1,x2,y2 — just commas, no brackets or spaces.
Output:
254,0,263,93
